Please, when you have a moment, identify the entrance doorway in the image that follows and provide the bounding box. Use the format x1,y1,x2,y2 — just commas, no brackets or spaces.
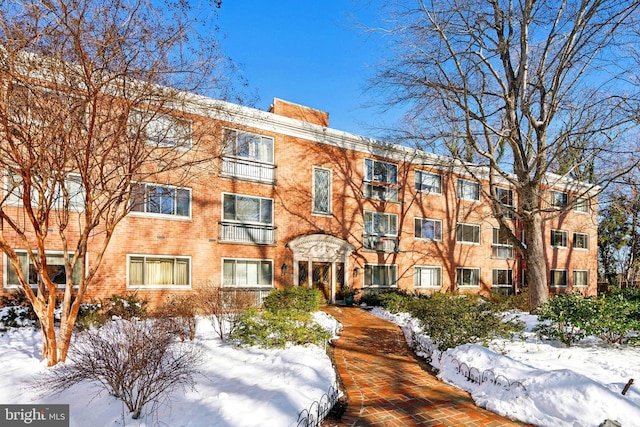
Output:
287,234,355,304
312,262,331,301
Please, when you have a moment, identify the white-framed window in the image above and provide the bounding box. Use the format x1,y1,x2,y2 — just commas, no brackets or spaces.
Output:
494,186,514,219
457,178,480,201
130,183,191,219
127,254,190,288
551,190,568,208
550,269,568,288
551,229,568,248
222,259,273,288
364,159,397,185
5,250,83,288
574,270,589,288
364,264,397,288
573,232,589,250
574,196,589,213
415,170,442,194
223,193,273,225
456,223,480,244
492,227,514,259
5,172,85,210
312,167,331,214
223,128,274,164
492,269,513,288
414,266,442,288
364,211,398,236
131,110,191,149
414,218,442,241
456,267,480,287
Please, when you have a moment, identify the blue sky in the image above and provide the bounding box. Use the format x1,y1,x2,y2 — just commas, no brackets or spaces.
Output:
217,1,389,137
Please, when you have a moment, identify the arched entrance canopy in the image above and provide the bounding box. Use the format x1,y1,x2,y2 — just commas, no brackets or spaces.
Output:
287,234,355,304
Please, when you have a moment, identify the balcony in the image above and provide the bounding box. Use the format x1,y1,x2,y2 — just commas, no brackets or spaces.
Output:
219,222,276,245
363,235,399,253
221,157,276,184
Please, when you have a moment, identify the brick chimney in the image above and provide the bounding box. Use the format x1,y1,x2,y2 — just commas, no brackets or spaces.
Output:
268,98,329,127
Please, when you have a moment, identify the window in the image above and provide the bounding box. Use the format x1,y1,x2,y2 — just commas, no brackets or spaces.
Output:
223,194,273,225
573,233,589,250
574,270,589,288
224,128,274,163
415,218,442,241
313,168,331,214
550,269,568,287
492,269,513,287
415,266,442,288
456,223,480,244
365,159,397,185
223,259,273,288
132,110,191,149
457,179,480,201
130,183,190,218
494,186,514,219
364,264,397,288
551,190,568,208
575,197,589,213
128,255,190,287
363,183,398,202
415,170,442,194
364,211,398,236
456,267,480,287
6,173,85,210
551,229,568,248
492,228,513,259
6,250,83,288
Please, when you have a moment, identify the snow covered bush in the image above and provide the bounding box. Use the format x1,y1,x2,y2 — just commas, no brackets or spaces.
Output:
534,293,595,346
43,318,201,420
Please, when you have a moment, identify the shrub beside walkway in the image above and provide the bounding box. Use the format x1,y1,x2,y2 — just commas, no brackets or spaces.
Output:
321,306,525,427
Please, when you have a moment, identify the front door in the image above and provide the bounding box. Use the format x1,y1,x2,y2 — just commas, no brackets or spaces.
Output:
312,262,331,302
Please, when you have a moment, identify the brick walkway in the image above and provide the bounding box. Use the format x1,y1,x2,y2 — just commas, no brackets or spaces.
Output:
321,306,525,427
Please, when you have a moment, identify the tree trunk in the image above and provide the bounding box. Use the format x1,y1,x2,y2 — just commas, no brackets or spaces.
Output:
524,213,549,311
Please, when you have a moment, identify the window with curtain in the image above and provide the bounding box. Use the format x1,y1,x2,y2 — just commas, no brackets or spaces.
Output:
223,193,273,224
364,211,398,236
364,264,397,287
414,218,442,241
128,255,190,287
457,179,480,201
6,250,83,287
223,128,274,164
414,266,442,288
222,259,273,287
415,170,442,194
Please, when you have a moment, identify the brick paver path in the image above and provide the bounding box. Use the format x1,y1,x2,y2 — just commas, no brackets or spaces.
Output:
321,306,525,427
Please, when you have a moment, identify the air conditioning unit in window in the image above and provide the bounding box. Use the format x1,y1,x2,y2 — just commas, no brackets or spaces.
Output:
366,236,398,253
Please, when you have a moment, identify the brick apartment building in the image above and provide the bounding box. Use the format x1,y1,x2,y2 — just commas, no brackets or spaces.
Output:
2,96,598,306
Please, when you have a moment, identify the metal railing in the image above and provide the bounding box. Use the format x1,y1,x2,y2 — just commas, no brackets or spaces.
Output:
221,157,276,184
219,222,276,245
410,329,526,392
296,380,342,427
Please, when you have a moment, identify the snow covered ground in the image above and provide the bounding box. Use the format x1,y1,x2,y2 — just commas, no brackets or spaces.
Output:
372,307,640,427
0,311,340,427
2,306,640,426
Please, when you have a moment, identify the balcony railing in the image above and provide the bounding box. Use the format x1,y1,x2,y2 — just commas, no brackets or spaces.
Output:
363,235,399,252
221,157,276,184
219,222,276,245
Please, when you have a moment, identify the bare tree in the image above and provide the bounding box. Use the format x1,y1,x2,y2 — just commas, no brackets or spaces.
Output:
370,0,640,309
0,0,239,365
